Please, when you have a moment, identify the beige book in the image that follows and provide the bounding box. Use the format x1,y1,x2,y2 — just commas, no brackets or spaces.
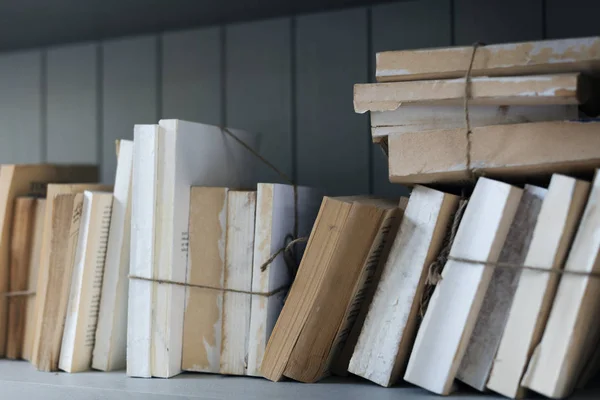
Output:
369,105,578,143
0,164,97,357
261,197,401,382
388,121,600,185
376,37,600,82
22,198,46,361
246,183,322,377
486,175,590,398
522,171,600,398
31,183,110,372
182,187,229,373
354,74,589,113
404,178,522,395
59,191,113,373
457,185,547,391
6,197,38,359
348,188,458,386
220,191,256,376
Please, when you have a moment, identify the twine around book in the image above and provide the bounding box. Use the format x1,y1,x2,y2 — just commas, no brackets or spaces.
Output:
128,126,308,296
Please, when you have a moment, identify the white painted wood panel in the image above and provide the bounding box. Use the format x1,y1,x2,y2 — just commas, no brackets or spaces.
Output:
0,50,43,163
226,18,292,183
102,36,158,183
162,28,221,125
454,0,543,45
46,43,98,164
546,0,600,39
371,0,451,197
295,9,369,196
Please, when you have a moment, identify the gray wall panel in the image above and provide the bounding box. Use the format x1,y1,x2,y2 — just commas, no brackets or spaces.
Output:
371,0,452,198
46,43,98,164
546,0,600,39
102,36,158,183
162,28,222,125
226,18,292,183
295,8,369,196
0,50,43,163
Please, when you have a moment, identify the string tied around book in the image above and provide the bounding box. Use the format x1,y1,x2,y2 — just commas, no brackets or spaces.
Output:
3,290,36,297
463,42,485,183
220,127,305,279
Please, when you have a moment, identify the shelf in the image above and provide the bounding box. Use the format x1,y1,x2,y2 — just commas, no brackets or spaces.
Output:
0,360,596,399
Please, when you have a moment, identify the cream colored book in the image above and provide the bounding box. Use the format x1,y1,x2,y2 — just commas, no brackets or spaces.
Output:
220,191,257,376
404,178,522,395
522,171,600,398
457,185,547,391
59,191,113,373
348,187,458,387
376,37,600,82
487,175,590,399
93,140,133,371
246,183,322,377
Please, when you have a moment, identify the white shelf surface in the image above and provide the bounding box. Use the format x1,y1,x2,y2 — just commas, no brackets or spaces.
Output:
0,360,597,399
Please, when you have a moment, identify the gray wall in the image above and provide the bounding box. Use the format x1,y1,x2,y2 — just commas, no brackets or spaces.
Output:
0,0,598,196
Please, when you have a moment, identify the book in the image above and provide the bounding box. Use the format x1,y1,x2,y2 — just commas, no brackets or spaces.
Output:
246,183,322,377
404,177,522,395
354,74,589,113
456,185,547,391
260,196,401,382
93,140,133,371
6,197,38,359
22,198,45,361
388,121,600,184
376,37,600,82
522,171,600,398
486,174,590,398
31,183,110,372
347,187,458,387
369,105,578,143
181,187,229,374
128,120,258,378
0,164,97,357
59,191,113,373
220,190,257,376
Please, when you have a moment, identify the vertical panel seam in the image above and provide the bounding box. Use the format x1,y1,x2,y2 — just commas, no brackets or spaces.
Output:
220,25,227,127
96,43,104,177
450,0,456,46
290,16,298,185
40,49,48,163
366,7,374,195
156,35,163,120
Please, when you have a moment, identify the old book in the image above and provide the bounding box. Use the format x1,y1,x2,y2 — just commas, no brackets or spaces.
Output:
181,187,229,373
522,171,600,398
219,190,257,376
376,37,600,82
261,196,400,382
149,120,258,378
246,183,322,377
0,164,97,357
6,197,38,359
347,188,458,386
127,125,161,378
369,105,578,143
354,74,590,113
93,140,133,372
31,183,110,372
457,185,547,391
388,121,600,185
404,178,522,395
22,198,45,361
59,191,113,373
486,175,590,398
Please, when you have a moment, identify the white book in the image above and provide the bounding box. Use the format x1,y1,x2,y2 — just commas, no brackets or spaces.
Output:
404,177,522,395
487,175,590,399
93,140,134,371
246,184,322,377
59,191,113,373
127,124,162,378
457,185,547,390
151,120,259,378
522,171,600,398
347,186,458,387
220,191,257,376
